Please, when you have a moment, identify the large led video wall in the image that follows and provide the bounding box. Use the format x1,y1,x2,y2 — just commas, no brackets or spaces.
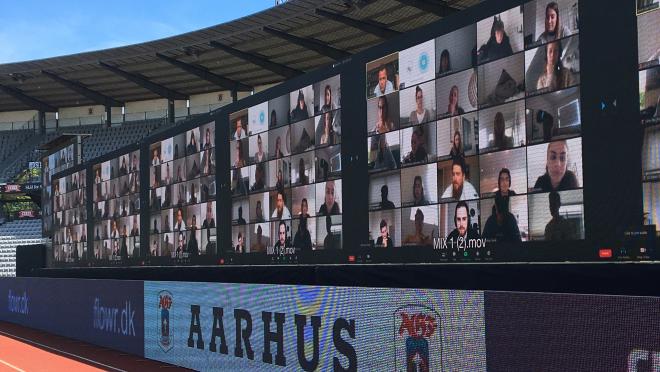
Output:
229,75,342,255
92,150,140,263
148,122,217,263
42,144,76,235
52,168,87,264
366,1,583,254
638,0,660,237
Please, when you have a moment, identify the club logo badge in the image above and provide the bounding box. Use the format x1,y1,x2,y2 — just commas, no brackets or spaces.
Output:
394,304,442,371
158,290,173,352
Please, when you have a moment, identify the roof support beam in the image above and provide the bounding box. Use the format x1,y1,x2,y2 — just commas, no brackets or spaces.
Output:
261,26,351,61
41,70,124,107
315,8,401,40
155,53,252,92
208,41,303,80
0,84,57,112
98,62,189,101
393,0,459,17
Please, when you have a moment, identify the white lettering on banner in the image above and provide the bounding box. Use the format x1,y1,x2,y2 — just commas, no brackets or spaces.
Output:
7,290,29,315
92,298,136,337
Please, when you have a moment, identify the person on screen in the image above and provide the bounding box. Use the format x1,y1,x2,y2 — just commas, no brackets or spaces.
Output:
112,239,120,258
111,219,120,239
293,215,313,252
120,157,128,177
95,169,101,184
438,49,452,76
299,198,311,219
232,168,247,196
488,112,514,150
441,158,479,200
151,239,159,256
322,84,338,113
255,200,265,223
449,130,465,160
163,182,172,208
95,227,101,241
411,175,428,206
403,208,432,246
373,96,394,134
164,214,171,233
152,148,161,166
323,214,339,250
236,206,247,225
320,111,335,146
188,215,199,257
120,225,129,259
298,158,309,185
234,140,246,168
175,208,186,232
290,90,310,122
202,147,214,176
318,180,340,215
477,16,514,63
533,140,579,192
373,134,396,171
374,65,395,97
273,136,285,159
189,158,200,180
203,202,215,229
248,225,265,253
120,200,128,217
544,191,576,240
495,168,517,197
403,126,428,164
482,194,521,243
537,2,570,45
445,86,465,117
251,163,266,192
270,110,278,129
189,183,198,204
177,231,186,256
152,219,159,234
274,221,290,250
409,86,433,125
176,164,185,183
276,169,285,194
379,185,396,209
536,41,575,92
203,128,213,150
272,190,291,220
447,201,481,241
176,184,186,206
376,219,393,249
255,134,266,163
163,234,172,257
233,117,246,140
130,215,139,237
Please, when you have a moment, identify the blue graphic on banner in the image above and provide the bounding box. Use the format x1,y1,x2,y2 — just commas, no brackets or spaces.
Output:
419,52,429,72
144,282,486,371
0,278,144,356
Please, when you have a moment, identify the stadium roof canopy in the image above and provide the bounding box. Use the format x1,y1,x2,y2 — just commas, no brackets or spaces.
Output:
0,0,480,113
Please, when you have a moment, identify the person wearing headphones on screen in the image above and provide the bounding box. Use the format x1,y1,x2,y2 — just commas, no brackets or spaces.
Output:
446,201,480,242
533,140,579,192
441,158,479,201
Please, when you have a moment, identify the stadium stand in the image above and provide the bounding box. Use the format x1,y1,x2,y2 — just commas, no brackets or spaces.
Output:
0,219,45,277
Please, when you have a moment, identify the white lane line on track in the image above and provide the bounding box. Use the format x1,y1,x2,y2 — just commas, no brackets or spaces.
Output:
0,358,26,372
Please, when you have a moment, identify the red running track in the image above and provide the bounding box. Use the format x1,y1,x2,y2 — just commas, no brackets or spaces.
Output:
0,321,189,371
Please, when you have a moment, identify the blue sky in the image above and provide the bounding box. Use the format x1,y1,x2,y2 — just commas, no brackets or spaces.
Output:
0,0,276,64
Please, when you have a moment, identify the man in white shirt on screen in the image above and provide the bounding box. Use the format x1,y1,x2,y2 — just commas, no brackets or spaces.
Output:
441,158,478,201
271,190,291,220
373,66,395,97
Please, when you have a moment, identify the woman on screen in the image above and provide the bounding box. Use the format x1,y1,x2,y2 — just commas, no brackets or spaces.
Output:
477,16,513,64
290,90,310,123
533,140,579,192
273,136,284,159
445,86,464,117
320,111,335,146
254,134,266,163
488,112,514,150
412,175,428,206
409,86,432,125
373,134,396,171
233,140,246,168
537,41,575,92
437,49,452,76
449,130,465,160
321,85,337,113
373,96,394,134
495,168,517,197
537,2,570,45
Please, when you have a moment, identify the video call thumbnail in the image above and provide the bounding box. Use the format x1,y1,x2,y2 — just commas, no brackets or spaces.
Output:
438,156,480,202
525,86,581,145
526,137,582,193
525,35,580,97
399,80,436,127
476,6,524,65
435,24,477,77
523,0,579,49
528,189,584,240
436,68,478,119
367,91,400,135
438,200,480,242
436,112,479,161
366,53,399,99
479,148,528,198
478,99,526,154
638,6,660,69
399,39,436,89
477,52,525,108
400,122,438,166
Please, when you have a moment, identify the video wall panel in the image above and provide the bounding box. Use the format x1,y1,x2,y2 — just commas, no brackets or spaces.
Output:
148,122,217,263
230,75,343,256
92,150,140,263
52,168,87,265
638,1,660,237
366,1,583,256
42,144,77,236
